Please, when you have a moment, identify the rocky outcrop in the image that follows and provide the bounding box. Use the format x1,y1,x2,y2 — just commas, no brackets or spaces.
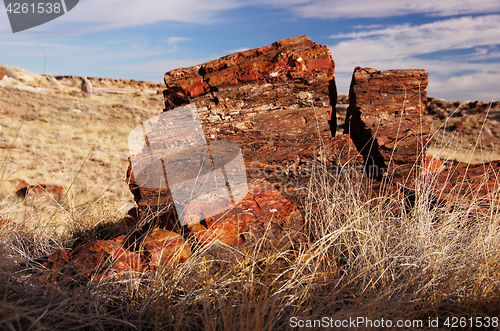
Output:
54,75,165,91
344,67,430,182
0,63,19,80
122,35,339,269
37,36,500,284
128,36,339,218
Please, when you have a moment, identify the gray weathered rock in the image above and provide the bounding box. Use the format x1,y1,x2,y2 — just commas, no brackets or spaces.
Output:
81,76,93,97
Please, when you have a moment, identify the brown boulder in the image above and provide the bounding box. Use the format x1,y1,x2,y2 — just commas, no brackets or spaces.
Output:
344,67,430,182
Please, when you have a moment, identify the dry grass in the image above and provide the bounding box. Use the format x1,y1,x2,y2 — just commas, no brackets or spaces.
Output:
1,93,500,330
1,152,500,330
0,86,164,233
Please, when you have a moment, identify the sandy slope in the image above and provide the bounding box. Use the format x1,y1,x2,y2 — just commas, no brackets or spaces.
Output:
0,66,165,233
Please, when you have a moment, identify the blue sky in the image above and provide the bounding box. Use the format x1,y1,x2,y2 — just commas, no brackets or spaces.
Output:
1,0,500,101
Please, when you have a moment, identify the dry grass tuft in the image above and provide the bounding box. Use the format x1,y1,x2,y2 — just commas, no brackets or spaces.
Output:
1,151,500,330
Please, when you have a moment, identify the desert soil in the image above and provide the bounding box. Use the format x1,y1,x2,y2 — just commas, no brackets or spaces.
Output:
0,67,165,235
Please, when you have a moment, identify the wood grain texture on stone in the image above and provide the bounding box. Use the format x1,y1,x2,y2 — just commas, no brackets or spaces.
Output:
127,35,341,221
344,67,430,182
187,181,297,246
433,160,500,205
163,35,335,109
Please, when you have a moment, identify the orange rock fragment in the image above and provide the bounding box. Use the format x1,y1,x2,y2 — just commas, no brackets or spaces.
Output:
142,229,191,266
424,155,445,173
189,221,244,246
42,235,144,284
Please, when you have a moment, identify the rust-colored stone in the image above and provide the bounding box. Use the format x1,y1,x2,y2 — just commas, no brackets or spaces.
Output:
14,181,65,200
142,228,191,266
344,67,430,181
424,155,445,173
127,35,337,226
163,35,334,108
433,161,500,204
40,230,194,283
327,134,363,165
188,181,297,246
188,222,243,246
42,235,144,284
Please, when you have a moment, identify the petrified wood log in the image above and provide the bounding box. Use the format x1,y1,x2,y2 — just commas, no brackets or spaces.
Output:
344,67,430,182
127,35,343,224
433,160,500,206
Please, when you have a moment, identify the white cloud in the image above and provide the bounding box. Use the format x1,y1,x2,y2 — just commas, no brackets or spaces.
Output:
167,37,190,45
264,0,500,19
110,58,210,74
224,47,251,54
431,72,500,102
328,15,500,101
329,15,500,63
55,0,246,31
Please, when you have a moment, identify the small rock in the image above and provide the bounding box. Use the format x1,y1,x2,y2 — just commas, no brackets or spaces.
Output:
81,77,92,97
424,155,445,173
41,236,144,284
142,228,191,266
15,182,65,200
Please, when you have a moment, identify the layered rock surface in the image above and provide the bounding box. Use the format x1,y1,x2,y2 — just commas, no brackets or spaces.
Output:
128,35,341,218
344,67,430,182
39,229,191,284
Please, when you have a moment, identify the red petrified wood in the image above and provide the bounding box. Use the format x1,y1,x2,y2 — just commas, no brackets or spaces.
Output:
344,67,430,182
187,181,297,246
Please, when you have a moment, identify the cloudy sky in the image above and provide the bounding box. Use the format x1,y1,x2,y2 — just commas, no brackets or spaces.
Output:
1,0,499,101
